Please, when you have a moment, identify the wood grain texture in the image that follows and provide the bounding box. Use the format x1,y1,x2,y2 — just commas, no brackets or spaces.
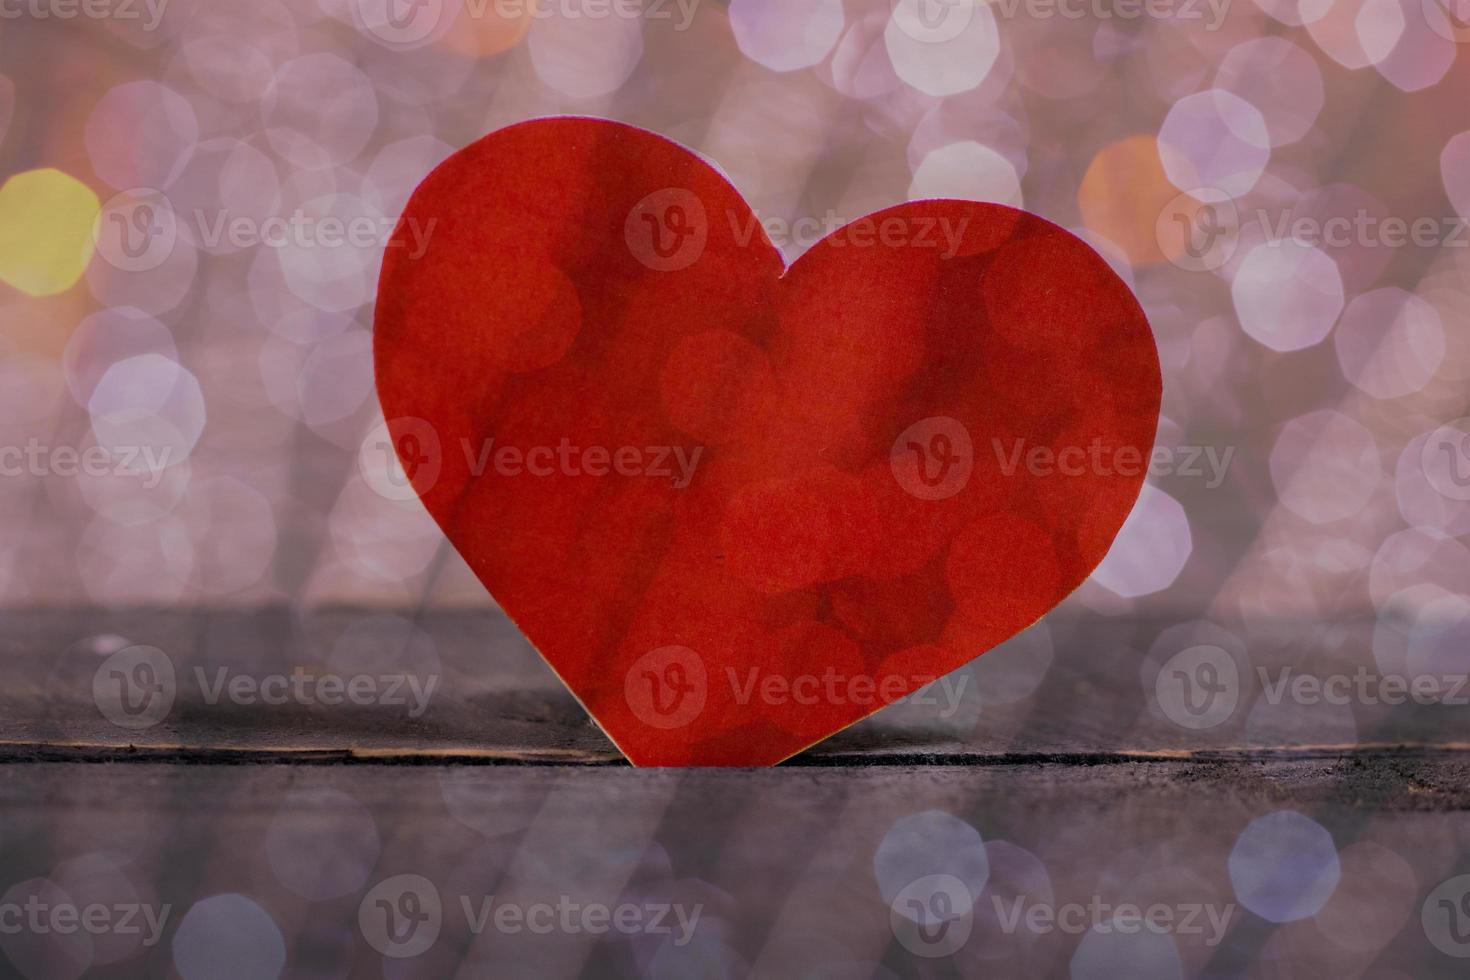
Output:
0,759,1467,977
2,608,1468,976
6,606,1468,763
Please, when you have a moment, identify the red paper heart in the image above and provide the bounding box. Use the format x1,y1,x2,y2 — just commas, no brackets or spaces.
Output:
373,118,1160,766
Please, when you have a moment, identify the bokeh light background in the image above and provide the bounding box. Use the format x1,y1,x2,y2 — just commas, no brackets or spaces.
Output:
1,0,1467,626
4,0,1470,977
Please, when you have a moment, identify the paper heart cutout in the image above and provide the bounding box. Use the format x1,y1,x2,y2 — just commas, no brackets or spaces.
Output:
373,118,1160,766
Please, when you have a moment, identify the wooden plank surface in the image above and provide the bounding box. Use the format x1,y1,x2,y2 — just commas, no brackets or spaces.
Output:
0,758,1467,977
3,607,1470,978
7,606,1468,761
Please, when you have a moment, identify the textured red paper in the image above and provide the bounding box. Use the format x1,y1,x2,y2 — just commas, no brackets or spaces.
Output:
373,117,1161,766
